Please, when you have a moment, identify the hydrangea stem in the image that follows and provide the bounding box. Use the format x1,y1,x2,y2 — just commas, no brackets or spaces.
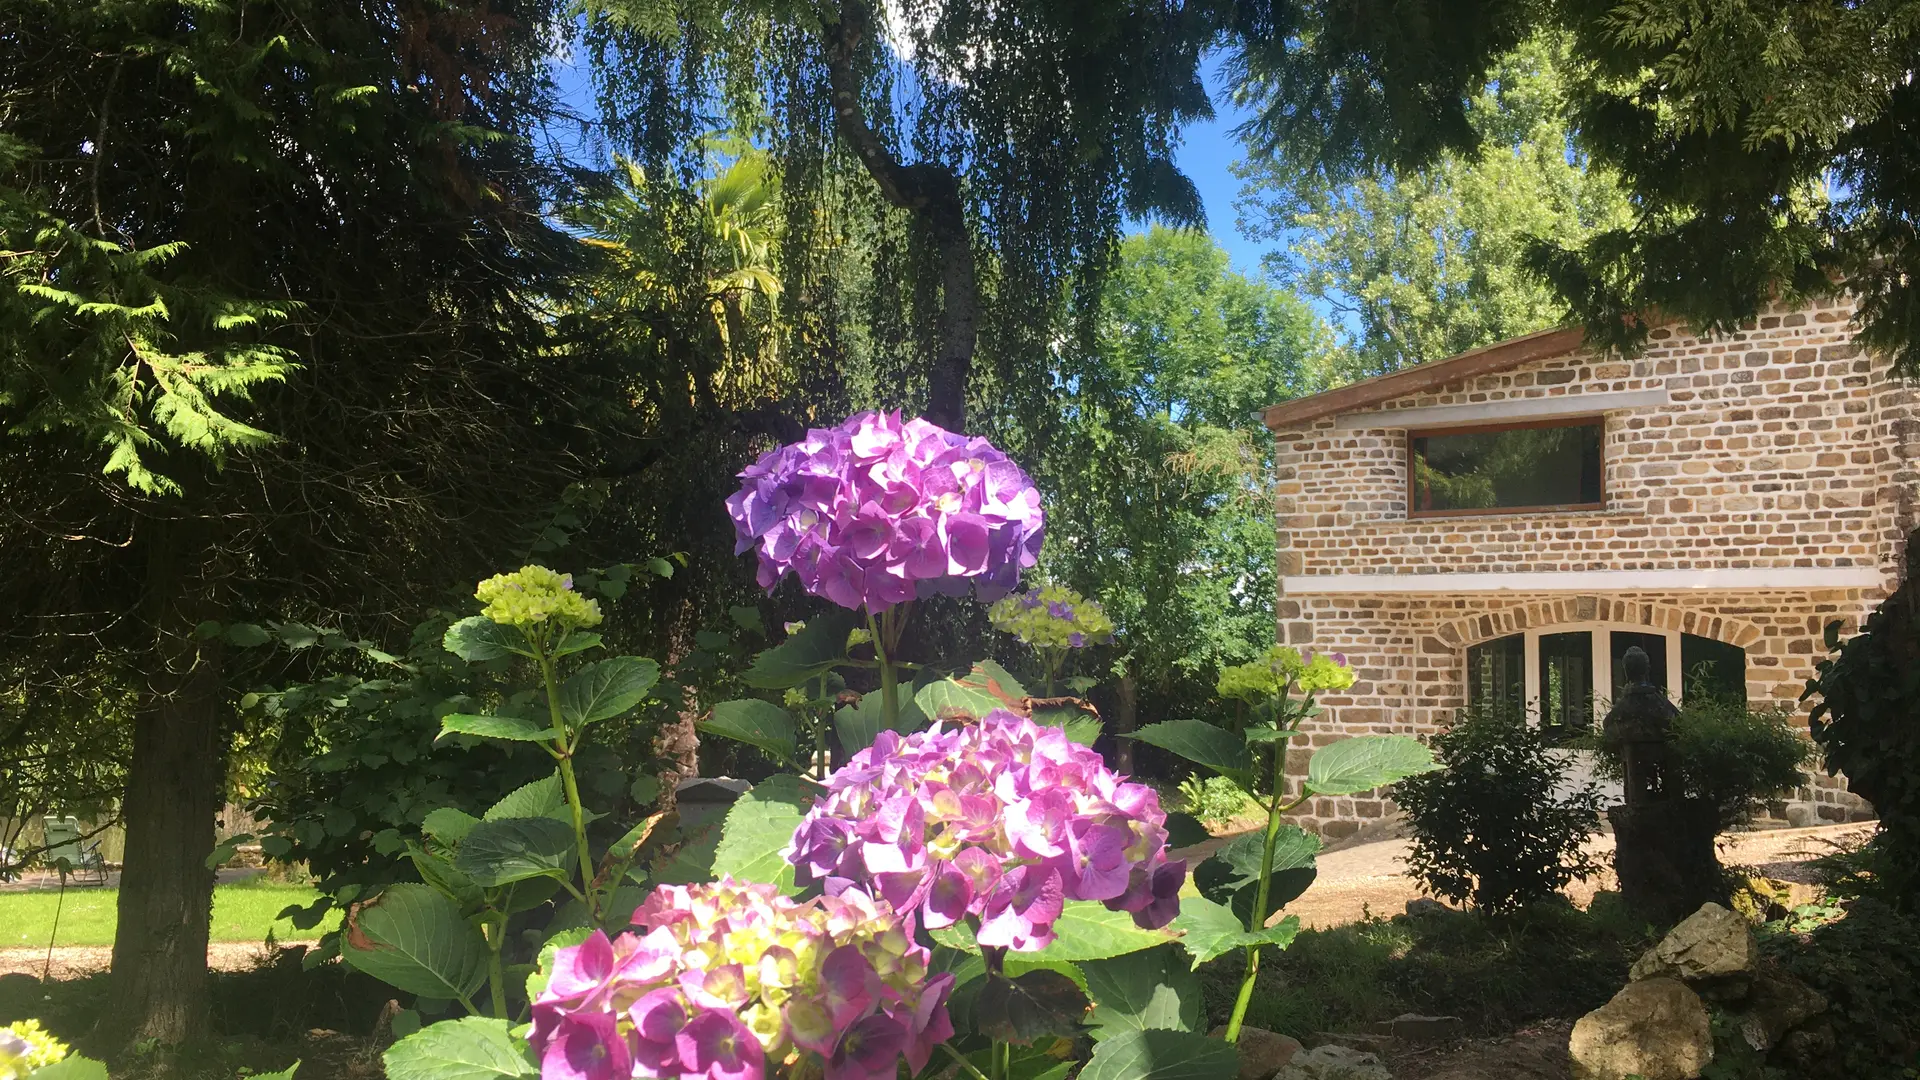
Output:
868,608,899,728
1225,694,1309,1042
485,914,508,1020
538,645,598,919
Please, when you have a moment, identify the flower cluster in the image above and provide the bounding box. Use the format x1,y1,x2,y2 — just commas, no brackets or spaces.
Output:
727,412,1044,612
1216,646,1354,703
476,565,603,630
786,712,1186,952
988,584,1115,650
530,879,953,1080
0,1021,67,1080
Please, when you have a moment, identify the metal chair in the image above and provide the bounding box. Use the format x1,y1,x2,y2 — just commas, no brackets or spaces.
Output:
41,816,108,886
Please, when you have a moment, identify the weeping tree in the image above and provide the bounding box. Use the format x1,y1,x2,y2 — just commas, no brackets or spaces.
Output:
0,0,605,1046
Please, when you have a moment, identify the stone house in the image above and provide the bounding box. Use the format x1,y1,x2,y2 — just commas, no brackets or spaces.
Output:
1263,297,1904,837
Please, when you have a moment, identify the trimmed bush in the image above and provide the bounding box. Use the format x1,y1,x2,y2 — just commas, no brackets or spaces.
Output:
1396,703,1608,912
1594,688,1812,830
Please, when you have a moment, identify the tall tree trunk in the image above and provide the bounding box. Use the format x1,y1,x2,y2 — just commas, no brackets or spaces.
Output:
106,518,227,1047
1113,671,1138,774
823,1,977,432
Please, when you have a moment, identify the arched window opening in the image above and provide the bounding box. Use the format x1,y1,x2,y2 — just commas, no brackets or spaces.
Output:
1465,625,1746,735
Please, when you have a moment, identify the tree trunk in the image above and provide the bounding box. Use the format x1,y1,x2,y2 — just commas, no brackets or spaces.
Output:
1113,672,1138,774
106,519,227,1048
823,1,976,432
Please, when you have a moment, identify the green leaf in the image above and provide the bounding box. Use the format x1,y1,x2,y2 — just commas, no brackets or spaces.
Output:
437,713,556,743
740,609,859,689
1169,896,1300,968
728,605,764,633
915,661,1028,722
1304,734,1440,796
454,817,576,888
342,884,489,1000
382,1017,538,1080
646,556,676,579
443,617,530,662
1031,701,1102,746
1128,720,1253,786
1081,946,1201,1040
1078,1029,1239,1080
483,774,567,821
550,632,603,658
224,622,272,647
205,833,253,870
933,900,1178,961
408,843,482,909
559,656,660,726
976,970,1093,1044
1162,813,1211,850
629,774,661,806
834,689,928,753
422,808,481,845
710,775,810,891
253,1062,300,1080
28,1056,110,1080
699,699,796,762
392,1010,422,1039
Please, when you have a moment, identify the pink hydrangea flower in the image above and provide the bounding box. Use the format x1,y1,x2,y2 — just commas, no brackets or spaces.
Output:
786,711,1187,951
528,879,952,1080
726,411,1045,611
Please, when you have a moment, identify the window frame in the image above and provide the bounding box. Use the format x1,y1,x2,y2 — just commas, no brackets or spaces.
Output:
1465,623,1749,728
1405,416,1608,519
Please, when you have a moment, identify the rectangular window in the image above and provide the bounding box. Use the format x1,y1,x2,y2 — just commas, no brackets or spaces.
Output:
1467,634,1525,711
1681,634,1747,703
1610,630,1670,698
1408,418,1604,516
1539,631,1594,736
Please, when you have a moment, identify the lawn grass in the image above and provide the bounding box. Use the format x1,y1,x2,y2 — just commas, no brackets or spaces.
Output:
0,878,338,950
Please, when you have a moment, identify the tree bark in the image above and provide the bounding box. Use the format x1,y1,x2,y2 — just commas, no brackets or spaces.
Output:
106,517,227,1048
1113,672,1138,774
822,2,976,432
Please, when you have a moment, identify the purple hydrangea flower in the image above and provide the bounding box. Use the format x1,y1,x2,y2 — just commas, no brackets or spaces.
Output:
726,412,1045,611
528,879,952,1080
785,712,1187,952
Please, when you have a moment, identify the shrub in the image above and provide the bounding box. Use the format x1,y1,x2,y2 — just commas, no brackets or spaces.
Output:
1176,774,1254,828
1594,687,1812,830
1396,703,1608,912
1804,565,1920,907
1760,899,1920,1078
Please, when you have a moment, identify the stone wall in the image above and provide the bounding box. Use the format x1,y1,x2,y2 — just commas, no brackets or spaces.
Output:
1269,297,1909,835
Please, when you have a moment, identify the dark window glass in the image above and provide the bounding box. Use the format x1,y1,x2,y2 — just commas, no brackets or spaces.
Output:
1611,631,1669,698
1409,420,1604,514
1681,634,1746,703
1467,634,1525,710
1539,631,1593,736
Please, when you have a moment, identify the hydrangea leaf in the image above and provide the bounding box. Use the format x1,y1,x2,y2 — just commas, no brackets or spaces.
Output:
1162,813,1211,851
1126,720,1253,786
482,774,568,822
1081,945,1201,1040
698,699,796,763
452,817,576,888
436,714,556,744
382,1017,537,1080
1304,734,1440,796
1078,1028,1239,1080
421,808,480,845
740,609,860,689
1030,701,1101,746
549,631,603,658
342,884,490,1000
976,970,1094,1044
559,656,659,727
27,1057,110,1080
1169,896,1300,969
710,774,810,892
442,617,529,662
834,689,928,754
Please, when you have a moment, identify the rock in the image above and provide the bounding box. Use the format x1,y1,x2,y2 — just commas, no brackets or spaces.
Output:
1305,1033,1400,1056
1569,977,1714,1080
1731,973,1827,1052
1629,903,1757,993
1371,1014,1463,1045
1775,1017,1837,1069
1405,898,1451,918
1784,804,1817,828
1210,1026,1301,1080
1273,1044,1392,1080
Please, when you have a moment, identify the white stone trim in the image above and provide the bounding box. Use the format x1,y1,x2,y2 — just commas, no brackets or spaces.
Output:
1280,567,1885,594
1331,388,1671,430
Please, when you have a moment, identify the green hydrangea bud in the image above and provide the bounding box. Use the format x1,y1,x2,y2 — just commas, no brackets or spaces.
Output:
474,565,603,630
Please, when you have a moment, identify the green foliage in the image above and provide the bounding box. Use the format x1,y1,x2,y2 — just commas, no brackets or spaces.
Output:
1078,1029,1238,1080
1806,581,1920,906
1760,900,1920,1079
1396,703,1607,912
1237,35,1631,376
381,1016,537,1080
1595,690,1812,830
340,884,491,1007
1174,776,1254,829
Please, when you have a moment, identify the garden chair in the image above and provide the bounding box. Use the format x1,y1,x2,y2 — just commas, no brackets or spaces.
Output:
41,816,108,886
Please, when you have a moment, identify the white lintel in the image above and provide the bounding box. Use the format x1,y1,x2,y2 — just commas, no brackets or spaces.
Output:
1280,567,1886,594
1332,388,1671,430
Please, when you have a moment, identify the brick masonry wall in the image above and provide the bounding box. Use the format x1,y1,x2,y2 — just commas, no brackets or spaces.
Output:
1270,298,1914,836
